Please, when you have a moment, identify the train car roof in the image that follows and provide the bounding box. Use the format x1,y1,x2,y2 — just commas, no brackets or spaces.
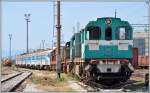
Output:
17,48,54,56
16,46,68,57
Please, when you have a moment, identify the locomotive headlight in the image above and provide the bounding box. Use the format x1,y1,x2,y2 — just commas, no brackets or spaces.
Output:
106,18,111,25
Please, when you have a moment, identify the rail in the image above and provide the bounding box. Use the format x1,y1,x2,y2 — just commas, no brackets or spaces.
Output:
1,71,32,92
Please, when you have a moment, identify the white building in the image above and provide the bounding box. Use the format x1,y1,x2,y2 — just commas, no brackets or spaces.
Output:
133,31,149,56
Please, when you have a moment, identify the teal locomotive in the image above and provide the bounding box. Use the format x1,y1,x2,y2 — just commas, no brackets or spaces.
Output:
66,17,134,86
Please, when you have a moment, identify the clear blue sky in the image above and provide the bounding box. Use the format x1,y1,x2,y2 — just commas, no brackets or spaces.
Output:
2,1,148,58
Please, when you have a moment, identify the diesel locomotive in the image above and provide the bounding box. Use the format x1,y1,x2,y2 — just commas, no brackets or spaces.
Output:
66,17,134,86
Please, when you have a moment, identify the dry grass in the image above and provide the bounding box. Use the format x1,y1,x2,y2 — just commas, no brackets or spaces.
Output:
1,66,18,75
27,70,75,92
130,76,145,82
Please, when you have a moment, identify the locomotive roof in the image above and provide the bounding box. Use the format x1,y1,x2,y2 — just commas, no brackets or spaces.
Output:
97,17,121,20
85,17,131,28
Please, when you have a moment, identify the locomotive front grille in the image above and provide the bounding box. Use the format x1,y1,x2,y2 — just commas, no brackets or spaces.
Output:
107,68,111,72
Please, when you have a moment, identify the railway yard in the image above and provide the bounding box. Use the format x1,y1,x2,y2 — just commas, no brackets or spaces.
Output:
1,65,149,92
1,1,150,92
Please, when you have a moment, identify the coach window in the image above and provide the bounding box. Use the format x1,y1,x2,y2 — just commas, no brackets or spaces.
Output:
48,54,50,58
32,56,34,60
105,27,112,40
87,26,101,40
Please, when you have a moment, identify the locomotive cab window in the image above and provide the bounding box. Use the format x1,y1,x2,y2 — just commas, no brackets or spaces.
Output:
87,26,101,40
117,27,131,40
105,27,112,40
119,27,125,40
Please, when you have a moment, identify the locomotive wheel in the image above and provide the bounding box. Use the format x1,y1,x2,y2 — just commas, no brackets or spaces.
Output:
69,62,75,74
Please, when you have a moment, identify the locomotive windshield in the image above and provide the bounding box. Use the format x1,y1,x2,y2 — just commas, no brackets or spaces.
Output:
119,27,125,40
87,26,101,40
105,27,112,40
117,27,131,40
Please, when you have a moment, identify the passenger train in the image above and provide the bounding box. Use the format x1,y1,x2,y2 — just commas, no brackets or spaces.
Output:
16,49,53,70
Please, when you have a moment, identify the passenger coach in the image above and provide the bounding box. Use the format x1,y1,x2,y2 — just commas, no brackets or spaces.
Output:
16,49,53,70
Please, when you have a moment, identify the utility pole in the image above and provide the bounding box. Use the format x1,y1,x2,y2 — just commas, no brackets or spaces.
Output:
8,34,12,59
51,40,53,49
147,0,150,88
115,9,117,18
40,43,41,49
42,40,45,49
56,0,61,79
53,0,56,48
24,13,31,53
77,22,80,32
73,26,75,34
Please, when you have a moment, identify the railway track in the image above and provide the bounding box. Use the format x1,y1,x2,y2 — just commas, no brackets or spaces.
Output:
77,71,148,92
1,72,23,82
77,79,134,92
1,71,32,92
70,69,147,92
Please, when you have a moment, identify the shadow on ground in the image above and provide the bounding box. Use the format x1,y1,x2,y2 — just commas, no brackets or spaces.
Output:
123,80,148,92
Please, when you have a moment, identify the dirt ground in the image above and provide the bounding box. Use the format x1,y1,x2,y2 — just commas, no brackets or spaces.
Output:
21,69,86,92
1,65,20,79
21,68,149,92
1,66,86,92
1,65,149,92
26,70,73,91
123,69,149,92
